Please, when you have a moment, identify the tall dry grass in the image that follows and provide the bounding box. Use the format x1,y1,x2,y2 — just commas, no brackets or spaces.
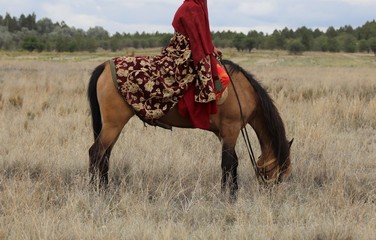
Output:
0,51,375,239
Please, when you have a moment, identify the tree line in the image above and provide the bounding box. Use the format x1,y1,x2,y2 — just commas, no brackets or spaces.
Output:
1,13,376,55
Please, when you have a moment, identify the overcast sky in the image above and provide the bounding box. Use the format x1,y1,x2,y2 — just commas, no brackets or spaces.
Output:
1,0,375,34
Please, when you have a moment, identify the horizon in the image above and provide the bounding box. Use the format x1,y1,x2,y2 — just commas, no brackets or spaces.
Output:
1,12,375,36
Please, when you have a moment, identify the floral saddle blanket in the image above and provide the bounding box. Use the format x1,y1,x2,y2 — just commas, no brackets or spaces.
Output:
109,33,229,125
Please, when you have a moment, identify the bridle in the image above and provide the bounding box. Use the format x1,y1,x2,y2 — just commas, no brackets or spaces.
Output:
220,59,282,185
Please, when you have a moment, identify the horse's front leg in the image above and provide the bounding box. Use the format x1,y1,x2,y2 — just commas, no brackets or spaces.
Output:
221,146,239,200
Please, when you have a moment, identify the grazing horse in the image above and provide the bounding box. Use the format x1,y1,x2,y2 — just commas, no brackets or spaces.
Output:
87,59,293,198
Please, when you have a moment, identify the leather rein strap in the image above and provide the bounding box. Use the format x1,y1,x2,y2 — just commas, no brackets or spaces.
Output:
220,59,269,185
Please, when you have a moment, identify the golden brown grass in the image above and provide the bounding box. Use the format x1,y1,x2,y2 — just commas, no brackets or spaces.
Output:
0,50,375,239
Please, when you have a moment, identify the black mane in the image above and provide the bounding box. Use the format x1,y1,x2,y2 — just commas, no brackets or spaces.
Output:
221,59,289,169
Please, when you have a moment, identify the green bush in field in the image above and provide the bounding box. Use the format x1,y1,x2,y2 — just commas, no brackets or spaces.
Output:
22,35,44,52
343,35,357,53
369,37,376,56
312,35,329,52
327,38,340,52
358,40,369,53
288,40,305,55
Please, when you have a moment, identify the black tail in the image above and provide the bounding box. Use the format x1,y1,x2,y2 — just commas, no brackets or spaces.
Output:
88,63,105,141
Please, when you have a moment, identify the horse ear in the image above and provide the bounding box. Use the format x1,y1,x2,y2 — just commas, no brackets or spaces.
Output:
288,138,294,149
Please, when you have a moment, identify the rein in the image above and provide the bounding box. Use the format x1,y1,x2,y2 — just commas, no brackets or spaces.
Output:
220,59,271,185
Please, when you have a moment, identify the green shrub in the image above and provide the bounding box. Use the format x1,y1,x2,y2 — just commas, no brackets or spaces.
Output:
369,37,376,55
288,40,305,55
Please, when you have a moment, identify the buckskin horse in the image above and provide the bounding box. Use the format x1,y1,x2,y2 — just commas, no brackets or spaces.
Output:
87,59,293,198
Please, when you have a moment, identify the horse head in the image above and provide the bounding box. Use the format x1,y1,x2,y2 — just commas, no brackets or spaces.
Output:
257,138,294,184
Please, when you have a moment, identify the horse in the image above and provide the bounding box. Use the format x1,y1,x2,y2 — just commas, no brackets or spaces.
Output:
87,59,293,198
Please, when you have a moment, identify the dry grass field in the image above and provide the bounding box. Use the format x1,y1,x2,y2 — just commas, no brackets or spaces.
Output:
0,50,375,239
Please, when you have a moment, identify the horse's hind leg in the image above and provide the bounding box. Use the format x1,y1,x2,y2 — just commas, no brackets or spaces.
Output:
89,64,134,189
98,132,123,185
89,129,123,188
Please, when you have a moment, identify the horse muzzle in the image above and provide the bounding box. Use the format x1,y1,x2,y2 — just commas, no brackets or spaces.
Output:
256,158,292,185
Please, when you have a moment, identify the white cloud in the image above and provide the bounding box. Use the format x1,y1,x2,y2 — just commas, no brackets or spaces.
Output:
110,23,174,34
328,0,376,5
42,3,101,28
237,1,277,17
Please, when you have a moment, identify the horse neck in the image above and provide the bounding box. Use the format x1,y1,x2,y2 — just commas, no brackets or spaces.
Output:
249,112,277,164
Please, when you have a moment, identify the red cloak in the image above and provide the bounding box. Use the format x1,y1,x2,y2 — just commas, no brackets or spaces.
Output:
172,0,218,129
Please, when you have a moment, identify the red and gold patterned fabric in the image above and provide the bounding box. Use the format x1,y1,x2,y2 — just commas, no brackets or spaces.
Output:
172,0,213,65
109,33,217,128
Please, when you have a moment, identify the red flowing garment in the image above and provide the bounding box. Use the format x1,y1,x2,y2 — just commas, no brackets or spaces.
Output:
110,0,222,130
109,33,218,129
173,0,219,129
